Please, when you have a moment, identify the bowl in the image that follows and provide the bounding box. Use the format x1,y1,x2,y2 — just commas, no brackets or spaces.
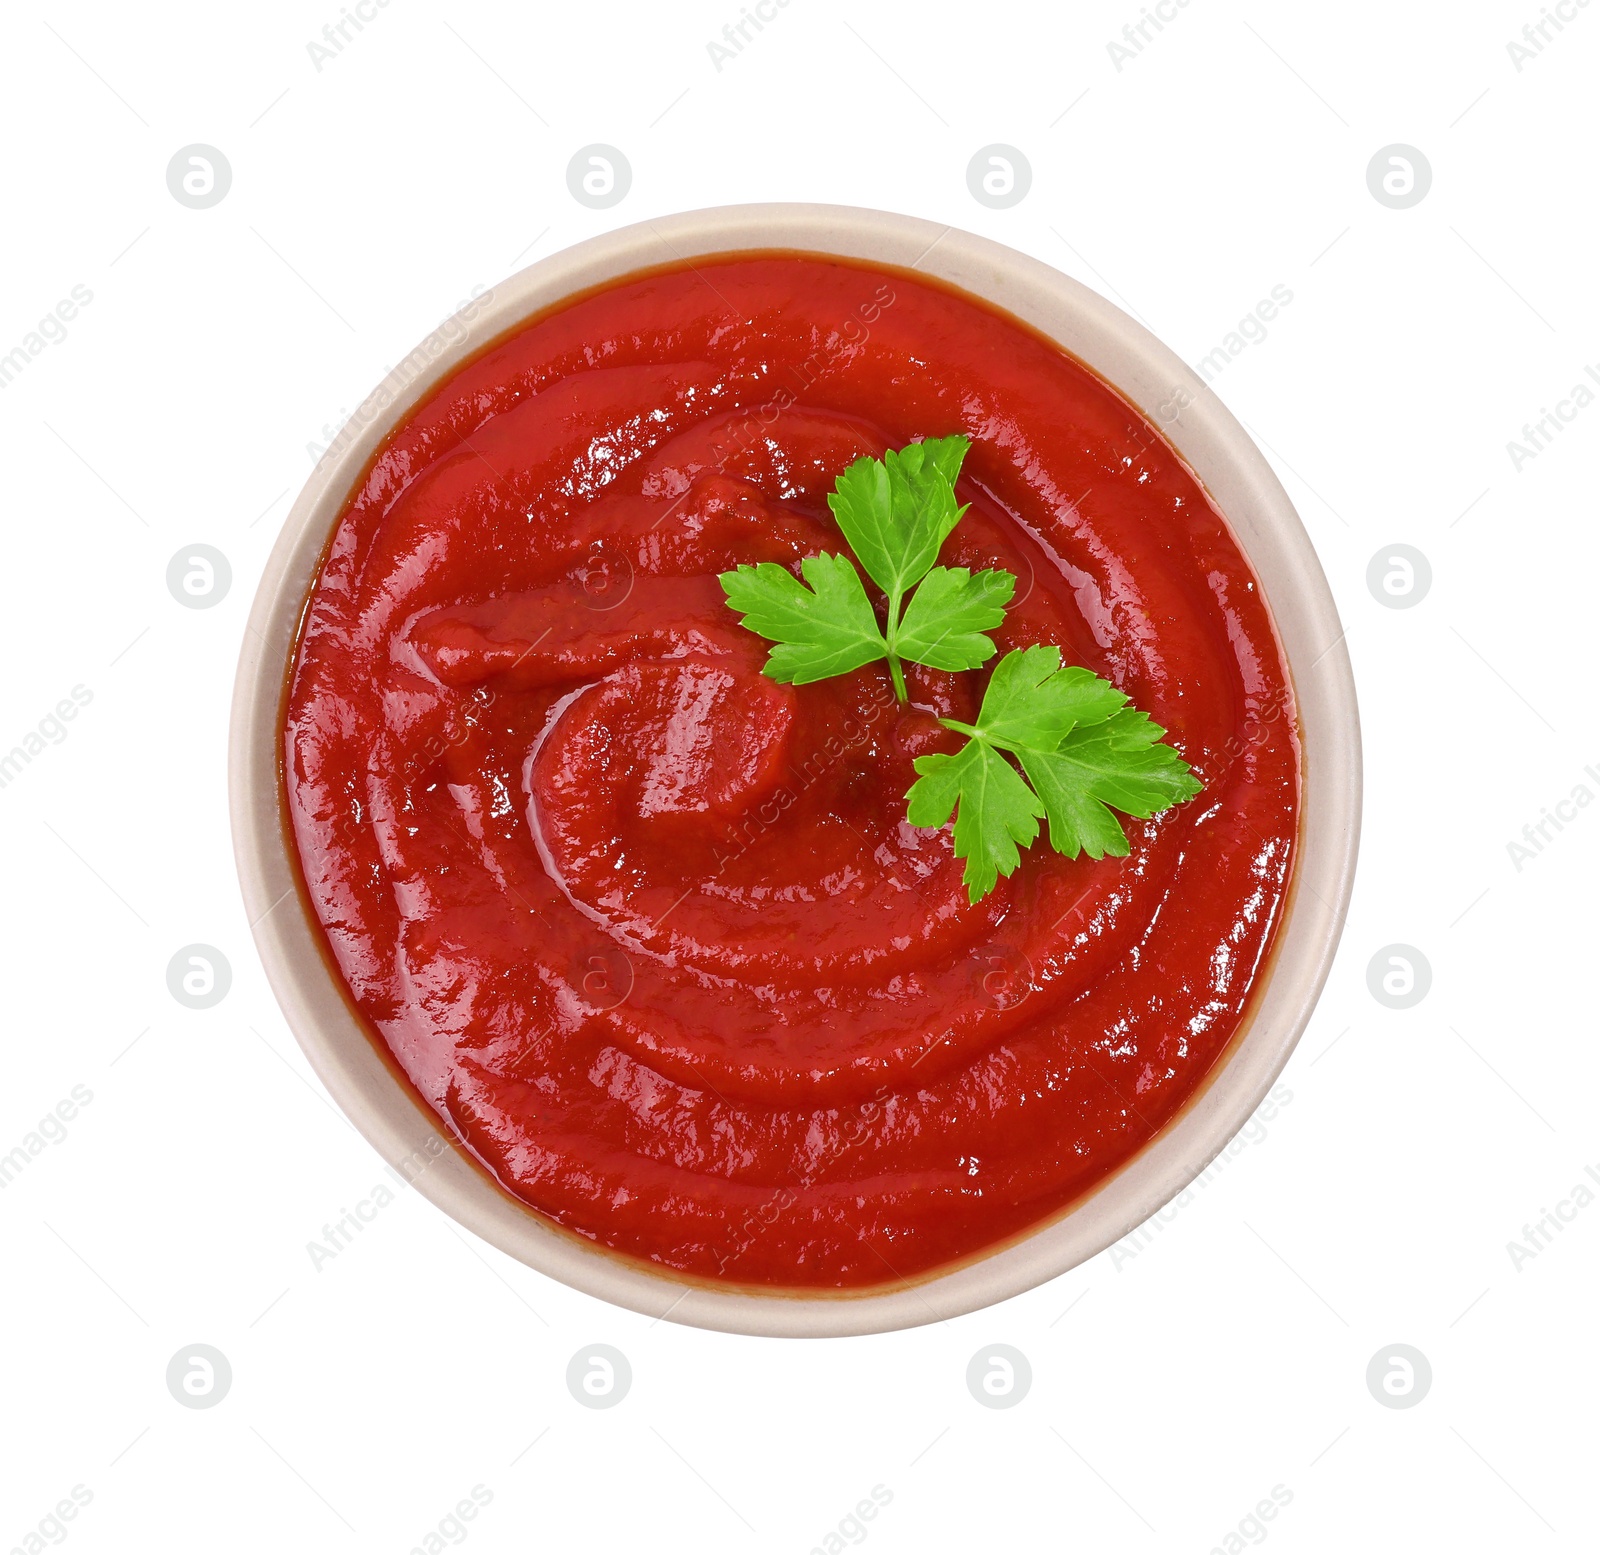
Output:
230,202,1360,1337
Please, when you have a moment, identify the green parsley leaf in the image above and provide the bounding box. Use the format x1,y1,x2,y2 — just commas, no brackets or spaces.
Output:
948,644,1126,750
721,434,1010,700
909,645,1199,901
719,554,887,685
904,735,1043,902
827,434,971,603
1016,708,1204,861
893,565,1016,672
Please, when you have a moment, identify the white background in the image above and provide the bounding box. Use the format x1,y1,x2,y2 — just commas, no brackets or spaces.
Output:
2,1,1596,1550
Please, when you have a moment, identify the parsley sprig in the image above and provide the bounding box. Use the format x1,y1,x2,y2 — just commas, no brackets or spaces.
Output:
907,644,1202,899
721,435,1014,700
717,437,1201,902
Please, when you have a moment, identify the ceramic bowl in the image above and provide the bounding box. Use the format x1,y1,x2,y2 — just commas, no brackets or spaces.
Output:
230,202,1360,1337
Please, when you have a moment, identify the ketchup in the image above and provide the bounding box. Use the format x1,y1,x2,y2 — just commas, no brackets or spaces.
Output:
285,256,1299,1287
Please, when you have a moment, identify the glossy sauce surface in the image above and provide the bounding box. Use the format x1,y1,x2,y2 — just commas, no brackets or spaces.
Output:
285,256,1300,1287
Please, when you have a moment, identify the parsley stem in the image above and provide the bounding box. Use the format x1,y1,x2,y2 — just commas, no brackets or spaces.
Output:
886,586,908,702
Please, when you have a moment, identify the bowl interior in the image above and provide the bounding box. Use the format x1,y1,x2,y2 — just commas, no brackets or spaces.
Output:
230,203,1360,1338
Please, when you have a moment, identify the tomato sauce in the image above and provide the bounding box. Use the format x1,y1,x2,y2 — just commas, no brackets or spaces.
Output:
284,255,1299,1288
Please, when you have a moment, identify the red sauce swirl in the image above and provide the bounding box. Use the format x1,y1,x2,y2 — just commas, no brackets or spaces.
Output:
284,256,1299,1287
